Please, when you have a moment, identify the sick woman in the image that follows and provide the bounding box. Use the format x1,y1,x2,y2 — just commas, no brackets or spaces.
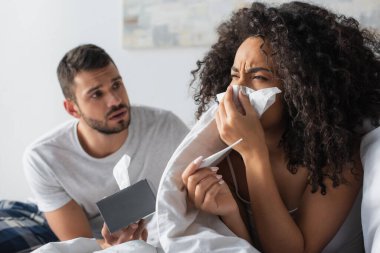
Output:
182,2,380,252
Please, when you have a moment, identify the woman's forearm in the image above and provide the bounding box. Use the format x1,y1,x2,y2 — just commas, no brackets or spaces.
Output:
221,210,252,244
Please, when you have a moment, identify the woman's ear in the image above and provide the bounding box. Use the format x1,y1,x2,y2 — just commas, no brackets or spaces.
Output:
64,99,81,118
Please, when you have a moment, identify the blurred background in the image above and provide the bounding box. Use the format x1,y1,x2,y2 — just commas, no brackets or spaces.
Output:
0,0,379,201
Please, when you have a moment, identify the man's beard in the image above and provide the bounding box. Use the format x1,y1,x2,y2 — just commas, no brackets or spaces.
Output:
80,104,131,135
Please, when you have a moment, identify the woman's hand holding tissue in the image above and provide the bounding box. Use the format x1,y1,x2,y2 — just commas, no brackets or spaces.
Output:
100,220,148,249
216,85,268,159
182,156,238,217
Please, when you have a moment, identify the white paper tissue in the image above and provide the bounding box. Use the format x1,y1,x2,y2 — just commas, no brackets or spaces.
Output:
216,85,281,117
113,154,131,190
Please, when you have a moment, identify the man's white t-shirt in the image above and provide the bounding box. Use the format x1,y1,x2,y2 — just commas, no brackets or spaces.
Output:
23,105,189,240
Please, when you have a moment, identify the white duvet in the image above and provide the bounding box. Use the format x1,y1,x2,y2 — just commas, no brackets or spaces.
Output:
156,104,259,253
360,126,380,253
33,238,163,253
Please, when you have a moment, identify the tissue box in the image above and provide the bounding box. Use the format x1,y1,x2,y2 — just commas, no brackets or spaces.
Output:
96,179,156,233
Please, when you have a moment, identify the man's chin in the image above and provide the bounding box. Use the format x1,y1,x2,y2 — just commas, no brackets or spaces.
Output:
83,114,130,135
100,120,130,135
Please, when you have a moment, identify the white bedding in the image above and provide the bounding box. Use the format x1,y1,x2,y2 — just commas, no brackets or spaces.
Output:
32,238,163,253
156,104,259,253
360,126,380,252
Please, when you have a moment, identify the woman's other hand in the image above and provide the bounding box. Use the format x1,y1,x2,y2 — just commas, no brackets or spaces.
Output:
181,156,238,217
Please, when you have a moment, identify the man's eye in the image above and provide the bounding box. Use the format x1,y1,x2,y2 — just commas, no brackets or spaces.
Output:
91,91,103,99
231,74,239,79
112,82,121,89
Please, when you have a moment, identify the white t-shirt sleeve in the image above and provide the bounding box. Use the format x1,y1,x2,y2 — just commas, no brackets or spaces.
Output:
23,147,71,212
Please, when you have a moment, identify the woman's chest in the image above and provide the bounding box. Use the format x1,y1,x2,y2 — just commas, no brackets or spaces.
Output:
219,151,309,211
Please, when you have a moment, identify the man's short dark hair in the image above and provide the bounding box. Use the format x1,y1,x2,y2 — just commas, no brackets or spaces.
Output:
57,44,115,100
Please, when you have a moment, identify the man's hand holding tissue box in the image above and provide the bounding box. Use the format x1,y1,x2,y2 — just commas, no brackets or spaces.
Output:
97,155,155,249
100,219,147,248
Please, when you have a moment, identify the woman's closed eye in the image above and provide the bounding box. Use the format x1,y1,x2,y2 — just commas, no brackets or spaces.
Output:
252,75,269,81
231,74,239,79
230,74,269,81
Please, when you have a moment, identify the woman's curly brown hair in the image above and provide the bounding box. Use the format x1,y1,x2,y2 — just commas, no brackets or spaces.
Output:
190,1,380,194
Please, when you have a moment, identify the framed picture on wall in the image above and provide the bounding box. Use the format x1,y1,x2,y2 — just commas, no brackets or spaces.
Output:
122,0,250,49
122,0,380,49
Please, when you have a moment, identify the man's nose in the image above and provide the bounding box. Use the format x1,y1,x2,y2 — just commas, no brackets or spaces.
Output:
106,92,122,107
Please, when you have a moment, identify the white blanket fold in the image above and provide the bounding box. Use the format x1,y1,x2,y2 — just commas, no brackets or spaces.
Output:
32,238,162,253
360,126,380,253
157,104,259,253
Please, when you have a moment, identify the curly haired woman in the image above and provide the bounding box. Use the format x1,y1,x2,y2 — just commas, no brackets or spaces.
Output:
181,2,380,252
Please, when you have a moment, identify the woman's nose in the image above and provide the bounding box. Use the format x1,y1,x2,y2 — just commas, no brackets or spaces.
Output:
234,79,248,87
233,73,249,87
